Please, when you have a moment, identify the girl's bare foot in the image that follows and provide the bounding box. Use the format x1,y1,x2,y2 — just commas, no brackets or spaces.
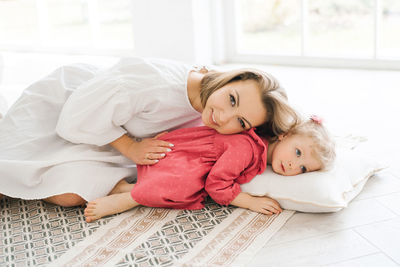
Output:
84,192,139,223
109,179,135,195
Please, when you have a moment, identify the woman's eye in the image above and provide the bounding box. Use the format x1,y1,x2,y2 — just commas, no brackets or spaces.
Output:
296,148,301,157
301,166,307,173
238,118,245,129
229,94,236,106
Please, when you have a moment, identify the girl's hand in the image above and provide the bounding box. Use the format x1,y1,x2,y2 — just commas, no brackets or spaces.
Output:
247,196,282,215
126,132,173,165
230,192,282,215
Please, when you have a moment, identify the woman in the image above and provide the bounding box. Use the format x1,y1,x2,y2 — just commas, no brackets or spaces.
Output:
0,57,297,207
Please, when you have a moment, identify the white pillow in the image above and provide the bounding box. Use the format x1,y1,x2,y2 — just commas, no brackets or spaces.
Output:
240,149,385,213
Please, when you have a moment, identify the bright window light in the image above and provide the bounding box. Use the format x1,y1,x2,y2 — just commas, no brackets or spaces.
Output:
236,0,302,55
308,0,374,58
380,0,400,59
230,0,400,68
0,0,134,53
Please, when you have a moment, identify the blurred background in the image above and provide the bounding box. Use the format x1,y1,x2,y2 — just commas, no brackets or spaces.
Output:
1,0,400,127
1,0,400,135
0,0,134,53
1,0,400,68
239,0,400,58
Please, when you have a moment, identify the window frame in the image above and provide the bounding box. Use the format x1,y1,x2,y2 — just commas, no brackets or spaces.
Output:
222,0,400,70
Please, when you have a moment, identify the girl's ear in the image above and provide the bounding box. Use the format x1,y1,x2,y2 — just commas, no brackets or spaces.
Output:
278,133,290,141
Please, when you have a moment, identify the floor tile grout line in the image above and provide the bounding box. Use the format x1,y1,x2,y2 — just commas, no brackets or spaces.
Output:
267,215,399,248
386,170,400,180
375,197,400,217
352,228,400,266
354,197,400,217
352,192,400,203
323,252,383,266
269,197,399,247
266,228,361,248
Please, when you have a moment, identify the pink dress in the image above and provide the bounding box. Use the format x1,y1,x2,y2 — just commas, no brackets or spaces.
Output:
131,126,267,209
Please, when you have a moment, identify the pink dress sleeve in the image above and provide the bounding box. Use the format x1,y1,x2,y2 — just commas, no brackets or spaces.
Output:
205,131,267,206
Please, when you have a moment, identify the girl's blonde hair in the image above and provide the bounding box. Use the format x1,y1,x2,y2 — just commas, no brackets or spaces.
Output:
288,117,336,170
200,68,299,138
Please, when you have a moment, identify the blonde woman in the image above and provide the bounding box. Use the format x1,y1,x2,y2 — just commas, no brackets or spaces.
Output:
0,57,298,207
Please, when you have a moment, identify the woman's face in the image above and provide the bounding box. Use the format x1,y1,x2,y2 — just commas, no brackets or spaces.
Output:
201,79,267,134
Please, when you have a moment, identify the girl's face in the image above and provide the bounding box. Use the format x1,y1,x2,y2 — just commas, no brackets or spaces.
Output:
270,134,321,176
201,79,267,134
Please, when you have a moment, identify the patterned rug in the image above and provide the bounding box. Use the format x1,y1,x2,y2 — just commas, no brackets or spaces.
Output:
0,197,294,266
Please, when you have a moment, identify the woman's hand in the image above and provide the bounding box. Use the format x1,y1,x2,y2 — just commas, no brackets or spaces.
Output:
230,192,282,215
110,132,173,165
125,132,173,165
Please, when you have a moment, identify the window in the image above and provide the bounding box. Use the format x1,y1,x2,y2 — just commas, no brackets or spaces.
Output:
236,0,302,55
307,0,374,58
0,0,134,54
380,0,400,58
225,0,400,69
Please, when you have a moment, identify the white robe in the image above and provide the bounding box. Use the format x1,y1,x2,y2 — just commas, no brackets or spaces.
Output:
0,57,201,201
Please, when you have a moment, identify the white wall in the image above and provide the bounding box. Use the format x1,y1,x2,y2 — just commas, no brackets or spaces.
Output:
131,0,217,64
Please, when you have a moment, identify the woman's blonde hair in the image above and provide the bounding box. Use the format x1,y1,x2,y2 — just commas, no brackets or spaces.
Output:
200,68,299,138
288,117,336,170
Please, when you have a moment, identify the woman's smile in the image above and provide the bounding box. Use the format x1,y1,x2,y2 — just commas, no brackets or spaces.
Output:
210,109,219,126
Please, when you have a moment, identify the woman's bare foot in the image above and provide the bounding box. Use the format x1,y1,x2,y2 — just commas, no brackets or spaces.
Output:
44,193,86,207
84,192,139,223
109,179,135,195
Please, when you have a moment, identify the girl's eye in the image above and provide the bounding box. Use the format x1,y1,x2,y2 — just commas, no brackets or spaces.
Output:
296,148,301,157
238,118,245,129
300,166,307,173
229,94,236,106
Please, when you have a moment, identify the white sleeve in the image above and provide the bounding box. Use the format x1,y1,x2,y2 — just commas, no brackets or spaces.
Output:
56,75,140,146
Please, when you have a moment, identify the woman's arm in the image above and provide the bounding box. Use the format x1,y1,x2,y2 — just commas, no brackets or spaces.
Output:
110,134,136,157
230,192,282,215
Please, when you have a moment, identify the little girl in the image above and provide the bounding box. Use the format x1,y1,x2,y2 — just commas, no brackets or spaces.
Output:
84,116,335,222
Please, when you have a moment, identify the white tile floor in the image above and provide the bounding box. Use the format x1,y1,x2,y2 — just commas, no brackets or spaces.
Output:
1,51,399,267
